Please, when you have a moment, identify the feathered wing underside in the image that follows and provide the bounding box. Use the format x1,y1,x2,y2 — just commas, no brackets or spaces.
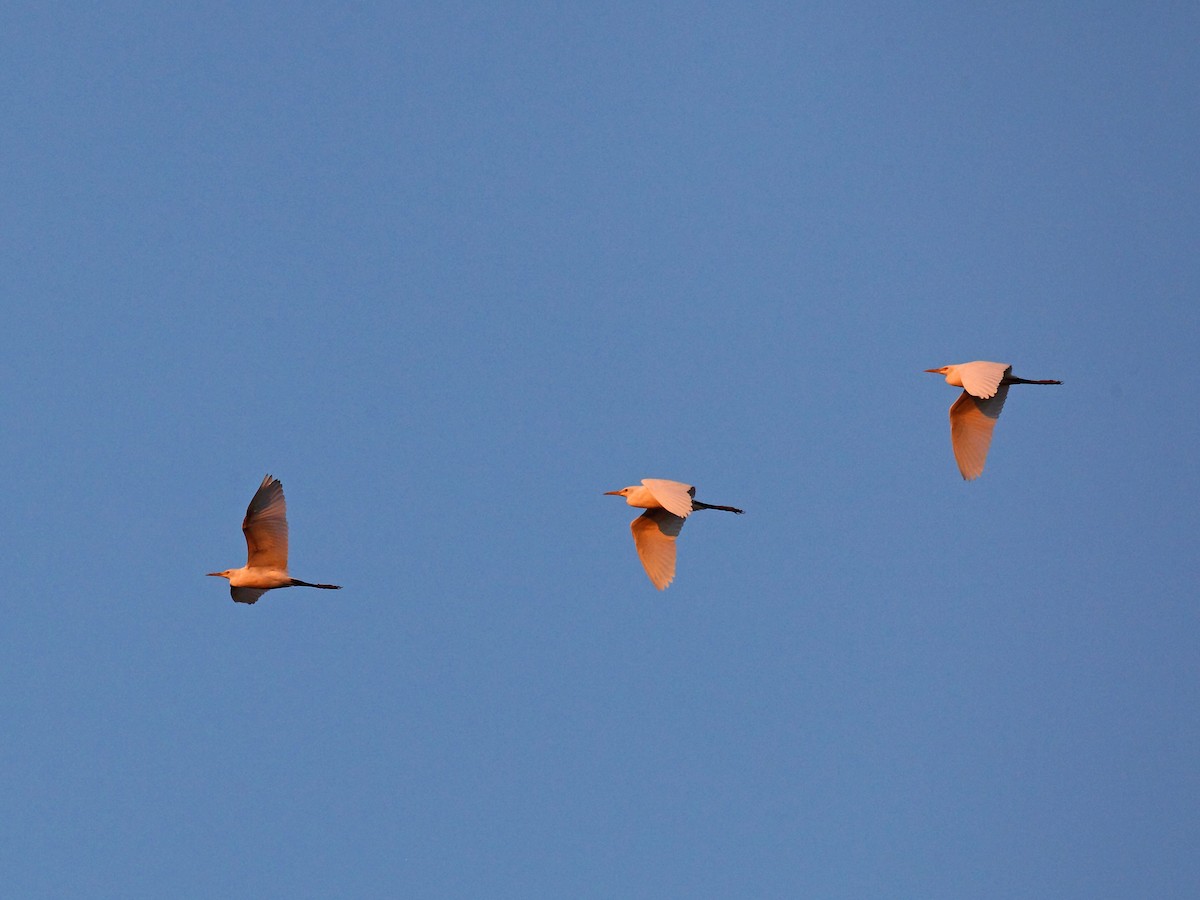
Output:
957,361,1011,399
243,475,289,569
640,479,696,519
949,384,1009,479
231,586,267,605
630,508,686,590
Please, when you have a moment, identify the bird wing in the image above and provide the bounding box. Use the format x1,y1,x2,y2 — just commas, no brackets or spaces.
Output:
630,508,686,590
231,586,267,605
243,474,289,569
957,361,1011,399
948,385,1009,480
640,479,696,518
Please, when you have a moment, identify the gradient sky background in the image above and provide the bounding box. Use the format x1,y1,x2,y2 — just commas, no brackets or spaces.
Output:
3,3,1199,897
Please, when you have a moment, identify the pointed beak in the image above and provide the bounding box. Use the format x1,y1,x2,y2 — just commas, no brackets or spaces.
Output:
923,368,941,374
206,572,222,577
603,490,621,496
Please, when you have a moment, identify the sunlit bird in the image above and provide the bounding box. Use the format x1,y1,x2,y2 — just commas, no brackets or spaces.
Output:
605,478,744,590
207,474,342,604
925,361,1062,480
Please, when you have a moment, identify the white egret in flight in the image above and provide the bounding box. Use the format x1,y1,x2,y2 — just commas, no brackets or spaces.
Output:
605,478,744,590
925,361,1062,480
207,474,342,604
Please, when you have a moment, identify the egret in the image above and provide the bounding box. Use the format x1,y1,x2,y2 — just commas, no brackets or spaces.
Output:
207,474,342,604
925,361,1062,480
605,478,744,590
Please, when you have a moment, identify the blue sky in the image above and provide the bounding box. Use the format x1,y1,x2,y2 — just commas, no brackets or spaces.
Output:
3,2,1198,897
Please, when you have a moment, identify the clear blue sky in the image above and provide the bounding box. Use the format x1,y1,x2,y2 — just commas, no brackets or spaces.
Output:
4,3,1198,897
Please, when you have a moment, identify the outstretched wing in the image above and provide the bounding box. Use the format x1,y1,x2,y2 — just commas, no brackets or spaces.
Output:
630,508,687,590
243,474,289,569
231,586,268,605
957,361,1011,400
640,479,696,519
949,385,1009,480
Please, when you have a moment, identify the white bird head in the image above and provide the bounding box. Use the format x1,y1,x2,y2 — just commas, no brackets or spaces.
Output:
603,487,634,498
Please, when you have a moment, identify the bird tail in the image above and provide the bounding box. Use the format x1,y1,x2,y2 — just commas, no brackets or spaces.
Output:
290,579,342,589
693,501,745,514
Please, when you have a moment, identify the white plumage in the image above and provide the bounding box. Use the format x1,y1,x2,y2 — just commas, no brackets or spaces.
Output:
207,474,342,604
605,478,743,590
925,361,1062,480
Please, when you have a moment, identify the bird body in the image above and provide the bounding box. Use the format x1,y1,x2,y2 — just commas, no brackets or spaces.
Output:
207,474,341,604
608,478,698,517
220,566,292,590
925,361,1061,480
605,478,743,589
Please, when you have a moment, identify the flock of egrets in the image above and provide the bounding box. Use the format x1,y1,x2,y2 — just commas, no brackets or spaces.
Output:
207,360,1061,600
